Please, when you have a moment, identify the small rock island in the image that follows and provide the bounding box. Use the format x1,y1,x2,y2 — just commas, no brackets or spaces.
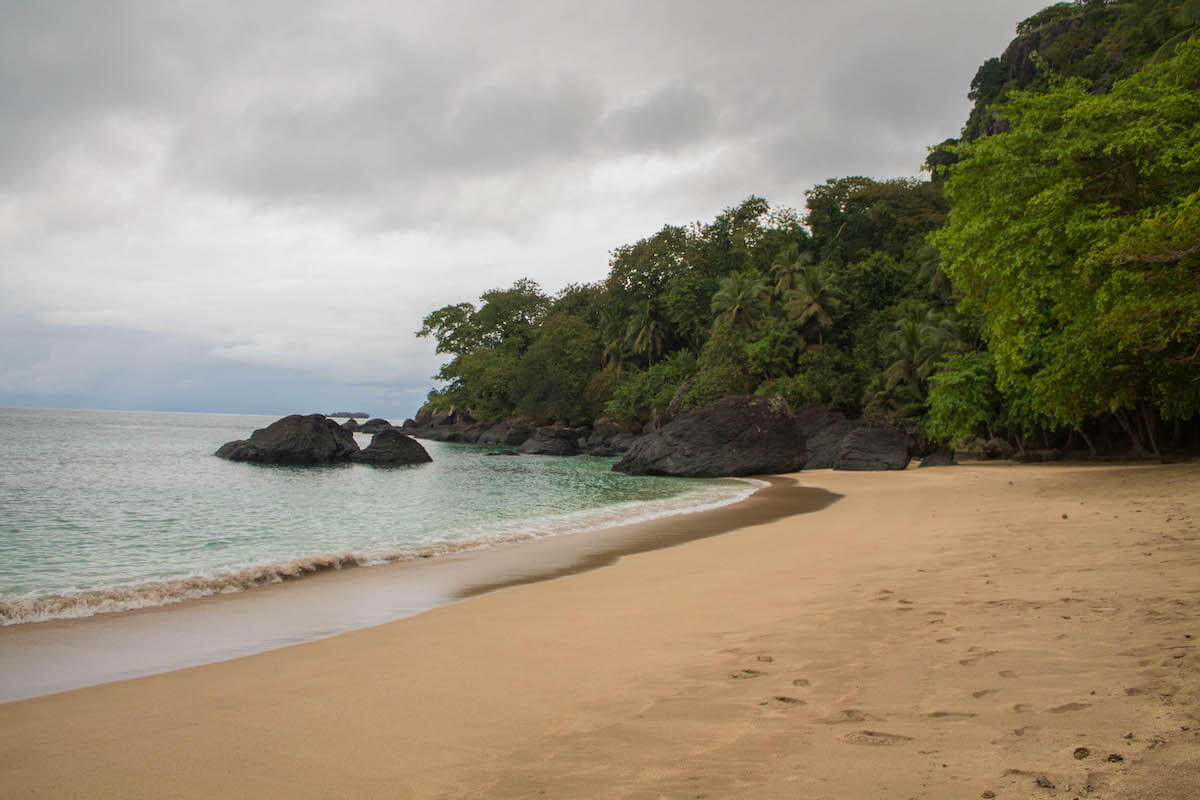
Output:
215,414,431,466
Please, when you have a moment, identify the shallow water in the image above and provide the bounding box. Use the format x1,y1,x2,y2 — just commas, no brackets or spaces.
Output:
0,408,751,624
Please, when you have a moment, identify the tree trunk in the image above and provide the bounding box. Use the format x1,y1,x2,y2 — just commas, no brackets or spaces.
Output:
1077,427,1098,459
1115,409,1148,457
1139,401,1162,461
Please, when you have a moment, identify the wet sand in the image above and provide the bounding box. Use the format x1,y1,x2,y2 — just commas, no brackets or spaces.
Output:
2,462,1198,798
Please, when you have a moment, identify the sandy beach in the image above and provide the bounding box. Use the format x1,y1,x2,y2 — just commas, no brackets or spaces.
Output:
2,461,1198,798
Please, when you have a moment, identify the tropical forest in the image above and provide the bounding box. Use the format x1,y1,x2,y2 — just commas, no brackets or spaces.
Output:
417,0,1200,459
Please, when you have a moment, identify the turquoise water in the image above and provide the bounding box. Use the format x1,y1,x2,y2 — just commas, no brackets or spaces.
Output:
0,408,753,624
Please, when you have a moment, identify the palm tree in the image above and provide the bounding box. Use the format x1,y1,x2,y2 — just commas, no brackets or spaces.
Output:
624,299,667,366
914,244,953,303
711,271,771,332
770,246,814,299
785,262,842,345
881,307,965,412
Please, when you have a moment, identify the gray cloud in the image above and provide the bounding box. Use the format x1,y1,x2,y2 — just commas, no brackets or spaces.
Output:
0,0,1052,416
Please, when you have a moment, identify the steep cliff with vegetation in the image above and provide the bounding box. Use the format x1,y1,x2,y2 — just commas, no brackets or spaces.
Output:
417,0,1200,458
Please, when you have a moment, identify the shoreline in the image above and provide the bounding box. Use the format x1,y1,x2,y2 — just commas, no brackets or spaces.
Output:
0,476,835,703
0,471,764,628
1,462,1197,797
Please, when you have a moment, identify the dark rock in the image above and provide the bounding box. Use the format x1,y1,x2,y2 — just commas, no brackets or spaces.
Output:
478,419,534,446
919,448,957,467
982,437,1016,460
587,432,639,457
340,418,360,432
484,449,520,457
413,403,474,428
519,426,585,456
794,403,847,437
357,418,395,434
584,416,639,456
835,426,914,471
215,414,360,465
412,422,488,443
804,418,857,469
613,395,807,477
400,418,417,429
351,428,432,466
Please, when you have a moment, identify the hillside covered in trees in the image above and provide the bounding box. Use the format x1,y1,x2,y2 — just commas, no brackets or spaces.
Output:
417,0,1200,459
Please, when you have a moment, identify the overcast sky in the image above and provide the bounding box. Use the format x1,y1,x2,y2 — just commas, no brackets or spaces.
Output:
0,0,1048,418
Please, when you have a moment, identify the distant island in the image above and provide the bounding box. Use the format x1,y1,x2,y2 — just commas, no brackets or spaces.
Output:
329,412,370,419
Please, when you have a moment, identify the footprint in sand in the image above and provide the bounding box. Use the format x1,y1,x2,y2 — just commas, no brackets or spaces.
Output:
1047,702,1090,713
792,678,811,687
999,670,1018,678
959,649,1000,666
926,711,977,720
972,689,998,698
1013,703,1033,713
822,709,881,724
770,696,806,706
730,669,765,679
843,730,914,746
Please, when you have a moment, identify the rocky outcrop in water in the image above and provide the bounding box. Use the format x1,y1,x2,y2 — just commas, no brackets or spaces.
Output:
478,420,534,446
351,428,432,466
613,395,808,477
519,426,586,456
356,418,395,434
215,414,361,465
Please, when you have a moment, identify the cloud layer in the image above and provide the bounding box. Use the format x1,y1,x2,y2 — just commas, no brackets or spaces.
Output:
0,0,1049,417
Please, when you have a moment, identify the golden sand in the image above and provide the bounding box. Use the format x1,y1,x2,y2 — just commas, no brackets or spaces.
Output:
1,462,1197,798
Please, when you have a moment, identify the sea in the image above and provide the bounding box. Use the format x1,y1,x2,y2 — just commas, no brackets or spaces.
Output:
0,407,756,627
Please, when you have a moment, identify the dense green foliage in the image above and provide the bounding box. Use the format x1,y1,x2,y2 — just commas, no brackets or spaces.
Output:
932,39,1200,453
419,181,957,428
417,1,1200,457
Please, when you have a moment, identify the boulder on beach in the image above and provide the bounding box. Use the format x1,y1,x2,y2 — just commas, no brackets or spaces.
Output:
613,395,807,477
351,428,432,466
215,414,361,465
340,418,360,432
834,425,914,471
919,447,957,467
356,418,394,434
793,403,914,471
795,404,856,470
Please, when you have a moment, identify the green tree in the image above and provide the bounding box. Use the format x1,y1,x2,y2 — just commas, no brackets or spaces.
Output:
785,262,842,345
711,270,771,332
513,314,601,424
932,42,1200,451
925,351,1003,445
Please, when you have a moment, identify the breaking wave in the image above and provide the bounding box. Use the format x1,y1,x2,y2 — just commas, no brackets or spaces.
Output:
0,478,765,625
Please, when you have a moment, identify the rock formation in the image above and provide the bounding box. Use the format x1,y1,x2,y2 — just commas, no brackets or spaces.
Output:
613,395,808,477
215,414,361,465
351,428,432,466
